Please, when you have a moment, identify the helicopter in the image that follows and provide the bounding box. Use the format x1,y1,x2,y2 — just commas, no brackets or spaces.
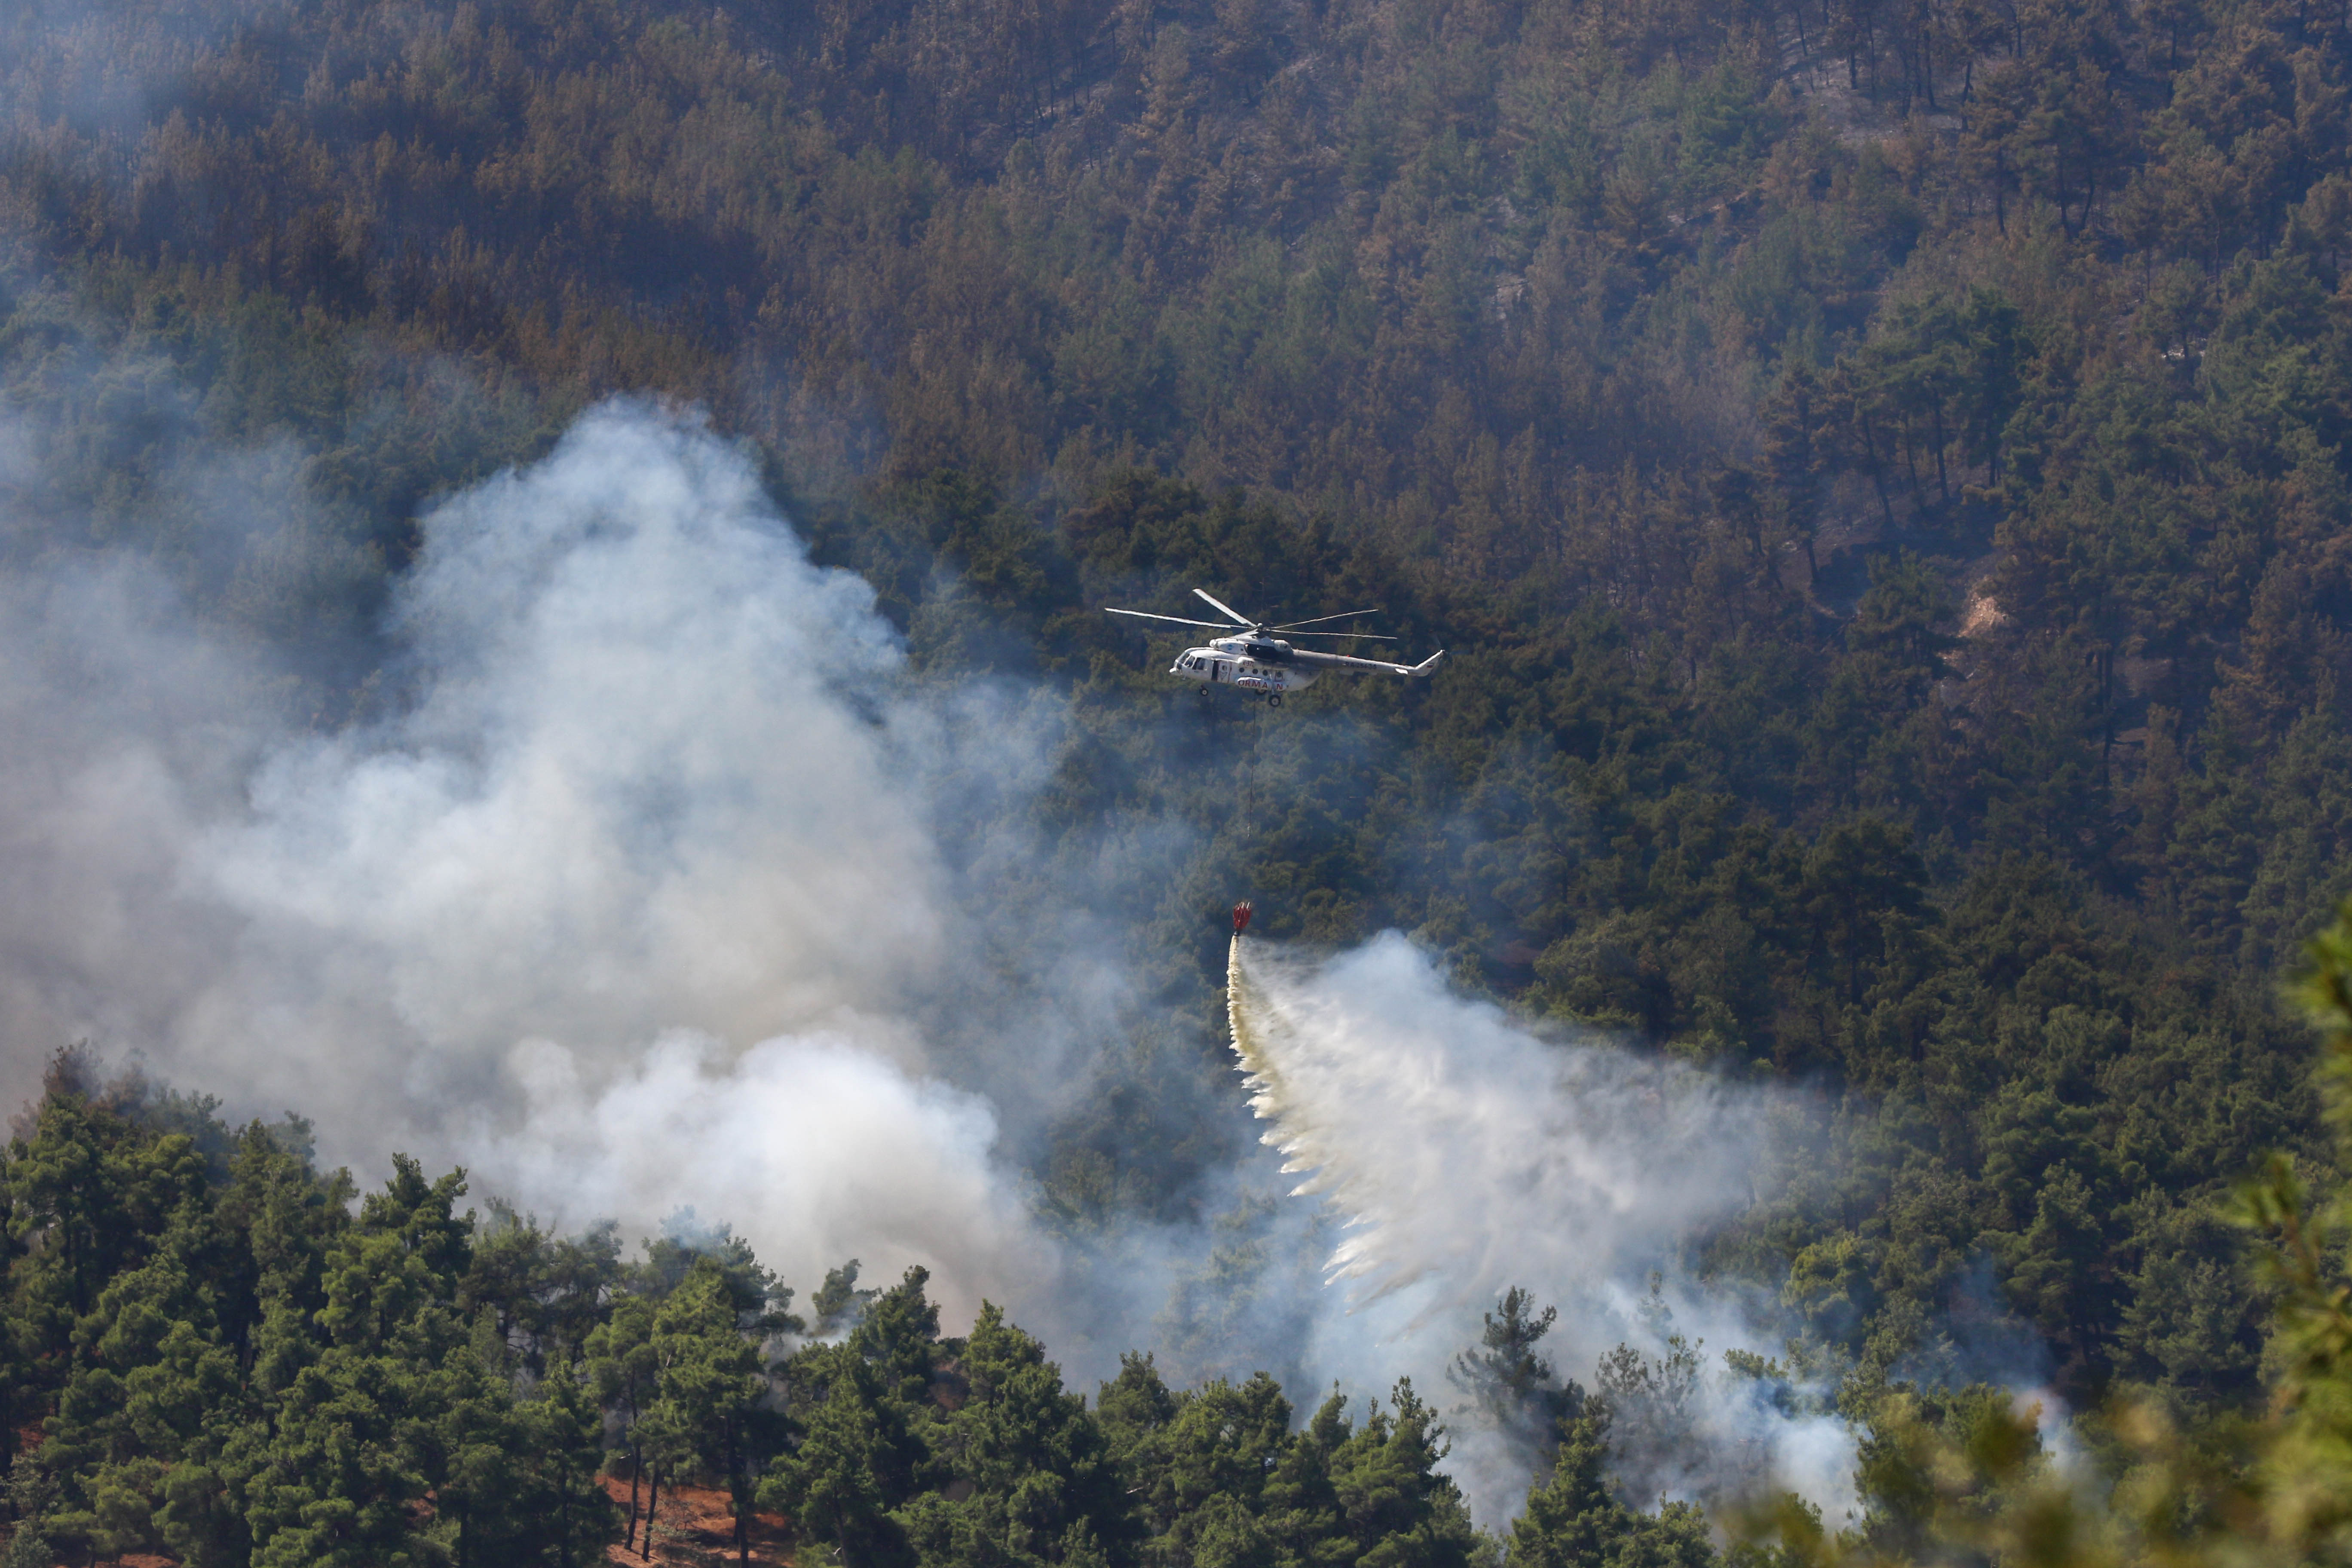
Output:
1106,589,1445,707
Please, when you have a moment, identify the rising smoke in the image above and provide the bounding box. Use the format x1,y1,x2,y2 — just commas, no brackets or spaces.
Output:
0,383,1859,1525
0,398,1093,1324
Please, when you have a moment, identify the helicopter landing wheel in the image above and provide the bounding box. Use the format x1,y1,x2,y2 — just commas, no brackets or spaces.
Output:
1268,694,1282,708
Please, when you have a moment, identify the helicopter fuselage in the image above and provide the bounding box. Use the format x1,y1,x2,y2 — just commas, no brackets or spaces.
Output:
1170,637,1321,696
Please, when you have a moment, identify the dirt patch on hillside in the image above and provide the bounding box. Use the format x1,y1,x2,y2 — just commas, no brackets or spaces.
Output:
600,1474,795,1566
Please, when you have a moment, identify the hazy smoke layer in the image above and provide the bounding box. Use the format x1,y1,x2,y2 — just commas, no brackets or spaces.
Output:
1230,933,1857,1525
0,561,274,1087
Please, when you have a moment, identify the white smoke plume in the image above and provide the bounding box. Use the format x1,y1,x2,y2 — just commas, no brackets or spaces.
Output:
1229,931,1858,1527
0,398,1073,1325
191,404,947,1085
471,1029,1053,1296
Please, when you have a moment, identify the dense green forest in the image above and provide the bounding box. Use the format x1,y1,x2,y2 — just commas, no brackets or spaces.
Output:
0,1045,1748,1567
4,0,2352,1556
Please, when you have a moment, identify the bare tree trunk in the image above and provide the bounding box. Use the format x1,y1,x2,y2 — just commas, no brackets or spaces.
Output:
733,1429,753,1568
1860,421,1896,527
643,1467,660,1561
1930,404,1949,501
627,1446,642,1550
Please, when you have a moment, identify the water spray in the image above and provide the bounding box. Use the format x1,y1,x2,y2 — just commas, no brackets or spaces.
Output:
1222,924,1860,1523
1225,918,1406,1297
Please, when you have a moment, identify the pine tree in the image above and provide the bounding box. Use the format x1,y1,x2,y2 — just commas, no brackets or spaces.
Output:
1449,1288,1581,1470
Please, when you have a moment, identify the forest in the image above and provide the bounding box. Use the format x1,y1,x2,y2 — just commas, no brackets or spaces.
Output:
2,0,2352,1557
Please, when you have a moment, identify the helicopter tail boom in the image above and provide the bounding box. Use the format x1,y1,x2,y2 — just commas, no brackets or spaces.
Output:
1288,646,1446,676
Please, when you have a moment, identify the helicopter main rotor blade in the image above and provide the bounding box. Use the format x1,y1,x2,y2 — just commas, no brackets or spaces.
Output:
1274,629,1397,640
1268,608,1384,631
1192,588,1258,628
1105,607,1234,629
